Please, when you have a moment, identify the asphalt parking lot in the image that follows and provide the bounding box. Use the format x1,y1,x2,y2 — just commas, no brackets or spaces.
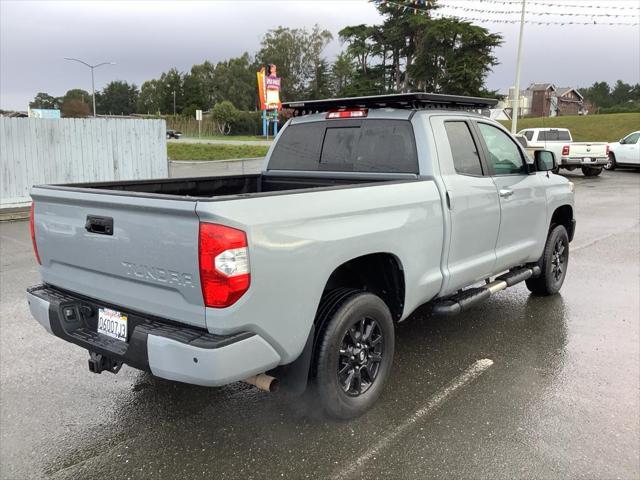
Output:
1,170,638,480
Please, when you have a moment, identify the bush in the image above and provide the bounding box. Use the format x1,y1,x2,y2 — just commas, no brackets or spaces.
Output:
212,101,238,135
596,103,640,114
231,110,262,135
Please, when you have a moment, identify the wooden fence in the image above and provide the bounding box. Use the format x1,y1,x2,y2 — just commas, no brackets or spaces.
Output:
0,118,167,208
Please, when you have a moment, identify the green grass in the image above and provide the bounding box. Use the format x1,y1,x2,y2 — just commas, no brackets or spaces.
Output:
168,143,269,161
499,113,640,142
182,134,269,142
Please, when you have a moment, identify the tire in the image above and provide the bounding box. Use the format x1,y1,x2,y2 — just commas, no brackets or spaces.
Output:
312,291,394,420
526,225,570,296
582,166,603,176
605,153,616,171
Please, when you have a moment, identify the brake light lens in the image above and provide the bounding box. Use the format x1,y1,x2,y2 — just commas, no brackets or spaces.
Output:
29,203,41,265
199,223,250,308
326,108,368,119
562,145,570,156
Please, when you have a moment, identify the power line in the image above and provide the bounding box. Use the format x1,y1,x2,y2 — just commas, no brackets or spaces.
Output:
438,2,639,18
381,1,640,25
470,0,640,10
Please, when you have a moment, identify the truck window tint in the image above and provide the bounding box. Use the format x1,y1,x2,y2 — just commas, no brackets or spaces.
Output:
268,122,325,171
320,127,359,166
515,136,528,148
444,121,483,176
538,130,570,141
524,131,533,141
477,123,526,175
268,119,418,173
354,121,417,173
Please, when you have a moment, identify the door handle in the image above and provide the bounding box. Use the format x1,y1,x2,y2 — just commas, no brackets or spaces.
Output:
499,189,514,198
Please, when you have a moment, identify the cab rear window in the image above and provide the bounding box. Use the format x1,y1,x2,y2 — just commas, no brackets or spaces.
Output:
268,119,418,173
538,130,571,141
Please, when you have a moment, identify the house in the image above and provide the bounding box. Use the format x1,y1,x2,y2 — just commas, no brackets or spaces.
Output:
521,83,587,117
556,87,586,115
524,83,557,117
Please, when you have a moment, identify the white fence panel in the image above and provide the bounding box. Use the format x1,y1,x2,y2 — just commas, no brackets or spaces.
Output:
0,118,167,209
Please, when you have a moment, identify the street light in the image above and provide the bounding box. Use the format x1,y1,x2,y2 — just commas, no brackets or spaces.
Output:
510,0,526,133
64,57,116,117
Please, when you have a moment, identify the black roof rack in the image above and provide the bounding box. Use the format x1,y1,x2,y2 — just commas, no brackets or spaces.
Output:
282,92,497,114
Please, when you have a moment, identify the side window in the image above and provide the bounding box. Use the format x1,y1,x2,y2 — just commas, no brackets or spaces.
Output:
444,121,483,176
624,132,640,144
524,130,533,141
477,123,526,175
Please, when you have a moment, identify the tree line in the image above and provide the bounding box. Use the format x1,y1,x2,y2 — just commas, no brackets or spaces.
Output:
28,0,638,126
578,80,640,114
30,1,504,120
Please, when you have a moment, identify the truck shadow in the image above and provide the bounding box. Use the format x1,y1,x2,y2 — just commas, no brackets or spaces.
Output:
45,288,568,479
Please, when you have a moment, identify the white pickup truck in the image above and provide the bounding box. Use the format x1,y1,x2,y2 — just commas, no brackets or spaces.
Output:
518,128,608,176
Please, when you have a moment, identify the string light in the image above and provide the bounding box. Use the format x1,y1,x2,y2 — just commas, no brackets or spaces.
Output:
472,0,640,10
379,0,640,26
437,3,638,18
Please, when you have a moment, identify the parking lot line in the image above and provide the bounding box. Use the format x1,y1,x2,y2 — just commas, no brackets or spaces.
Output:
333,358,494,480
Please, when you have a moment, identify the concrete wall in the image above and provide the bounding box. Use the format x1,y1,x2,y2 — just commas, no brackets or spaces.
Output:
0,118,167,208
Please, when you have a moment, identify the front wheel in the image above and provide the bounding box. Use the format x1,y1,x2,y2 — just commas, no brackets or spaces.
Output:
526,225,569,296
313,291,394,420
605,153,616,171
582,166,603,176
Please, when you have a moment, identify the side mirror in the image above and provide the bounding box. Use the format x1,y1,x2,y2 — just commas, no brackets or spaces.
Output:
534,150,557,172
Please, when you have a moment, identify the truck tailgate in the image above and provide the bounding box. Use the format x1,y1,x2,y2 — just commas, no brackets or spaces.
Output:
567,143,608,158
31,187,205,328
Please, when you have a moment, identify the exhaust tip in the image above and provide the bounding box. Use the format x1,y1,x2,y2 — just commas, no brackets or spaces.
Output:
244,374,279,392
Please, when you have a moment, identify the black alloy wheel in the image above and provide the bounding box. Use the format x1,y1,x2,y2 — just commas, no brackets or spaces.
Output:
337,316,384,396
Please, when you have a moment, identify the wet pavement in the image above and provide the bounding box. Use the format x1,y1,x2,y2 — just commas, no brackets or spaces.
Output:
1,170,638,480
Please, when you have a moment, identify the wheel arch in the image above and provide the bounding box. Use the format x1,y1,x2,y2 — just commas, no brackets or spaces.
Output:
320,252,406,322
550,204,575,242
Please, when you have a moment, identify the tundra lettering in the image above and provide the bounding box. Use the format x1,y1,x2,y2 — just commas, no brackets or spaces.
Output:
121,261,195,288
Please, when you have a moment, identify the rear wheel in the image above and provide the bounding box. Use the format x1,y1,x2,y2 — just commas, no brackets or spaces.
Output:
582,166,603,176
605,153,616,171
312,291,394,420
526,225,569,296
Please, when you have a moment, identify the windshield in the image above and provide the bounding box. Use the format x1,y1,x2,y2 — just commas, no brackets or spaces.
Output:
268,119,419,173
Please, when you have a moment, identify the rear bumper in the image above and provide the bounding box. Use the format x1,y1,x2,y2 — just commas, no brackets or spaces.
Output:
561,156,607,167
26,285,280,387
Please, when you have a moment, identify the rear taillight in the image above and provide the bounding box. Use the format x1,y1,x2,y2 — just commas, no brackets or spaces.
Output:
562,145,570,156
198,223,250,308
29,203,41,265
326,108,368,119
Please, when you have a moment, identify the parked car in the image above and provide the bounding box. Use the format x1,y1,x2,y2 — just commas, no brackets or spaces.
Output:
27,93,575,419
166,129,182,139
606,131,640,170
518,127,608,176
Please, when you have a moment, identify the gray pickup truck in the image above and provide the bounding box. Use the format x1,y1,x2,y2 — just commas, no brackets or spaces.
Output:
27,93,575,419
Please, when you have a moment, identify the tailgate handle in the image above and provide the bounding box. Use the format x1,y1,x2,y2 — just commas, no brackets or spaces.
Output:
85,215,113,235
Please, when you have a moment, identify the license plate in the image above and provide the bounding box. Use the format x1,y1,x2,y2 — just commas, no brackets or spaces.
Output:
97,308,128,342
583,157,592,162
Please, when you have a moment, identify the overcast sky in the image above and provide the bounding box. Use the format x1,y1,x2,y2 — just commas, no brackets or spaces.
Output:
1,0,639,110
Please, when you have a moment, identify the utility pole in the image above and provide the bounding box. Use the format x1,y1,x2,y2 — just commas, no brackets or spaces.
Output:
511,0,526,134
64,58,115,117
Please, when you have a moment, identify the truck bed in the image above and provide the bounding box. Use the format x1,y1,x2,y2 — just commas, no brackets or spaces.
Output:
40,173,408,200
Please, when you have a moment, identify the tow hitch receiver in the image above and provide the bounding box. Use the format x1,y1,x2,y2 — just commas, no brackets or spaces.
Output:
88,351,123,374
